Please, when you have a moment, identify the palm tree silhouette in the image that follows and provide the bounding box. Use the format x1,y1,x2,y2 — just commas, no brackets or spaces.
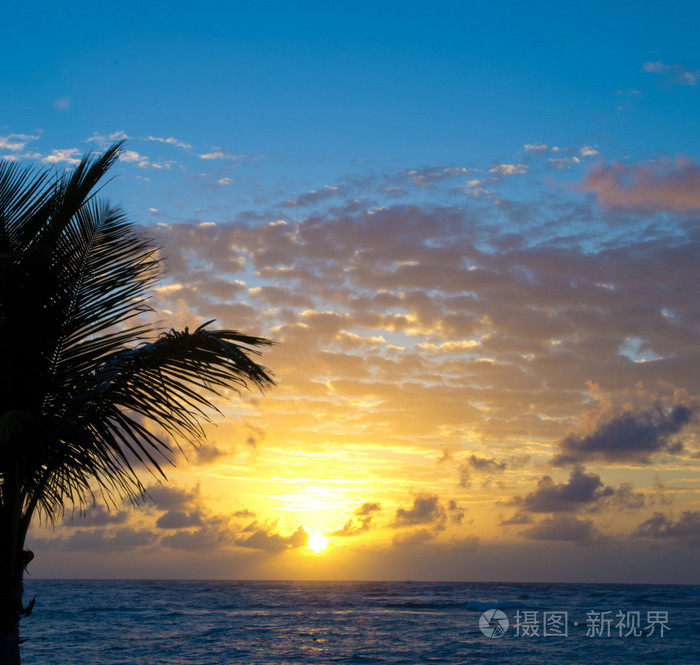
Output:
0,143,274,663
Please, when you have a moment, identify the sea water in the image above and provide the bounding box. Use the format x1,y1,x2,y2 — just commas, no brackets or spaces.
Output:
20,580,700,664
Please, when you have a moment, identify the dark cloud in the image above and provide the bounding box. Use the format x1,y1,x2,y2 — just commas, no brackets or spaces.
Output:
155,510,204,529
62,504,128,527
37,528,158,552
235,524,310,553
355,502,381,516
512,466,614,513
244,422,266,449
145,484,200,511
521,516,599,542
160,522,234,551
554,405,693,465
141,156,700,577
436,449,453,464
608,483,646,511
397,165,469,188
392,528,435,547
393,494,446,530
329,518,371,537
467,455,507,473
651,476,673,506
233,509,256,519
447,500,465,524
460,454,507,487
499,513,534,526
282,185,343,208
582,157,700,210
330,502,382,537
190,443,227,466
633,511,700,545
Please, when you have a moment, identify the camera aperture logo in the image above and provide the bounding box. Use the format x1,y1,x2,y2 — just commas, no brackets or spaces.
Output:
479,609,509,638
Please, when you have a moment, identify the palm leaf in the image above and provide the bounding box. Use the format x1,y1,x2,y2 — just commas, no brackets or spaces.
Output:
0,143,275,534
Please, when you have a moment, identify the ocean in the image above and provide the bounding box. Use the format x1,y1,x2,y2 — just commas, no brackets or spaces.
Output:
20,580,699,664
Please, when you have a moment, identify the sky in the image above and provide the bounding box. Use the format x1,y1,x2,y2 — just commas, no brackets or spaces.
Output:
3,1,700,583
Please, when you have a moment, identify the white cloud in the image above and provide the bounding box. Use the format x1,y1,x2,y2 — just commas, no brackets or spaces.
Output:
489,163,528,176
580,146,599,157
199,149,246,160
548,156,580,170
642,60,699,86
524,144,548,154
42,148,81,165
119,149,151,167
117,150,173,169
87,131,129,145
147,135,192,150
0,134,40,151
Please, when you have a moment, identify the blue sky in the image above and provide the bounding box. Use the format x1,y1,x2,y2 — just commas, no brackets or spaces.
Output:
5,1,700,165
5,1,700,582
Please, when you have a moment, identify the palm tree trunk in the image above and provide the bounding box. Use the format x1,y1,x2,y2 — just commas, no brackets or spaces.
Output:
0,475,26,665
0,572,22,665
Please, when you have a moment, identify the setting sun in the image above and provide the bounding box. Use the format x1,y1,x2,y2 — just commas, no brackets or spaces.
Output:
308,529,328,554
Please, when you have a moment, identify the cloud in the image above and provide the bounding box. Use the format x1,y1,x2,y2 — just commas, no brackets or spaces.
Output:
146,163,700,560
393,493,446,530
38,528,158,551
499,512,534,526
329,517,371,537
145,484,200,511
0,134,39,151
119,149,152,168
62,504,128,527
234,509,256,518
632,511,700,545
581,157,700,210
198,149,247,160
189,442,227,465
160,519,235,551
42,148,81,165
235,523,310,553
392,528,435,546
521,515,599,542
355,502,381,516
155,510,204,529
401,166,469,187
642,60,699,86
548,156,580,170
523,144,549,154
147,135,192,150
489,163,528,176
283,186,343,208
114,147,175,170
608,483,646,511
87,131,129,145
579,146,599,157
329,502,382,537
512,466,614,513
553,404,693,465
244,422,266,448
447,499,465,524
464,454,507,473
459,454,507,487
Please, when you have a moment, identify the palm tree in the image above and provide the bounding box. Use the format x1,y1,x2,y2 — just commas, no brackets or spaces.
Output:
0,143,274,664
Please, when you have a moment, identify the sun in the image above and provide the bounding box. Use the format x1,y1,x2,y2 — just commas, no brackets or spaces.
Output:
308,528,328,553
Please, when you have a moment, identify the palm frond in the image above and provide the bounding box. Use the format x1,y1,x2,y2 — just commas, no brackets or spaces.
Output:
0,143,275,530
